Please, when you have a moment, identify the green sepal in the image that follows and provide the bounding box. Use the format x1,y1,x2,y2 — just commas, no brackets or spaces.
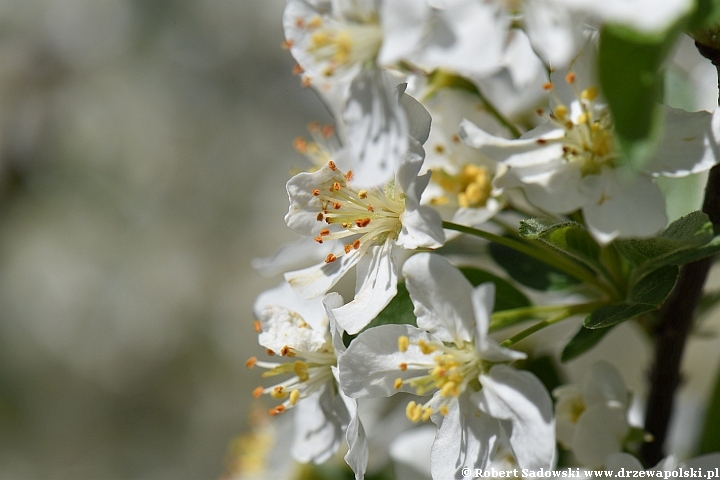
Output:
488,241,579,291
459,267,531,312
584,265,679,329
519,218,602,272
561,325,614,362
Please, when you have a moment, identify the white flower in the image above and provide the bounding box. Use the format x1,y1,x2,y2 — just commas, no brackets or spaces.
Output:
460,49,720,244
248,284,367,477
553,361,631,468
339,253,555,477
283,155,444,334
283,0,416,187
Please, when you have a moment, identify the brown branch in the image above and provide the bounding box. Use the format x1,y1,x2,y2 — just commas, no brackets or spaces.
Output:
638,40,720,467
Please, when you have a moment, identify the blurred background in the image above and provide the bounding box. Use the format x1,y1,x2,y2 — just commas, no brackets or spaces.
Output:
0,0,334,477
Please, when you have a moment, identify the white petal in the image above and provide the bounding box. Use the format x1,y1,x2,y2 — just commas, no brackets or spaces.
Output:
291,387,346,464
324,293,347,354
524,0,582,69
398,165,446,250
582,361,629,409
605,452,644,470
572,404,628,468
430,395,501,479
338,324,437,398
285,166,344,237
251,237,338,278
472,283,527,365
556,0,693,33
682,453,720,469
344,69,408,188
402,252,475,345
553,385,583,447
581,169,667,244
379,0,429,66
334,372,369,480
399,87,432,145
644,106,720,177
390,426,436,480
418,0,508,77
285,248,363,299
331,241,399,334
254,282,329,332
478,365,555,471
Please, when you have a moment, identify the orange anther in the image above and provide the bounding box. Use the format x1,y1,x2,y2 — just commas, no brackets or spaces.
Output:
536,108,545,116
542,82,553,91
253,320,262,333
358,190,367,199
301,76,311,88
312,189,321,196
246,357,257,369
322,124,334,138
316,212,324,221
282,39,294,50
345,170,354,181
293,137,307,153
328,160,337,171
314,235,323,243
355,218,371,228
319,228,330,236
536,138,547,145
292,64,304,76
367,204,374,212
266,348,275,356
399,363,408,371
280,346,291,356
253,387,264,398
325,253,337,263
333,202,341,210
295,17,305,28
353,239,360,250
344,244,352,254
332,182,342,191
565,72,576,84
308,121,320,132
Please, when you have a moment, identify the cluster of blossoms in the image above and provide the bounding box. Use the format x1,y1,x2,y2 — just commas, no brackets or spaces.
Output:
243,0,720,478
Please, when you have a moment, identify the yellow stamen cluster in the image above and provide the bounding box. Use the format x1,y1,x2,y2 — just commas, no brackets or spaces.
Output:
431,164,493,208
396,336,483,423
541,75,616,176
310,161,405,259
247,340,336,417
300,15,383,77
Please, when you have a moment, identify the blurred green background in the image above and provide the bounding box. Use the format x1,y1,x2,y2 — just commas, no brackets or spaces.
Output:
0,1,331,477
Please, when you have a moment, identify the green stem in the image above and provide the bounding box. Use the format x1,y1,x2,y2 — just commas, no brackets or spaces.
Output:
499,301,600,347
443,221,614,297
489,304,574,331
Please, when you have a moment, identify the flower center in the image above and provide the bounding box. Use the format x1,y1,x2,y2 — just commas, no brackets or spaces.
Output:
541,78,617,176
395,335,483,423
430,164,493,208
313,161,405,263
247,315,336,416
303,16,383,77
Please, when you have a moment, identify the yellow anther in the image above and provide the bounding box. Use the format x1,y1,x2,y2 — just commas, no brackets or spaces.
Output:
418,340,436,354
554,105,568,121
293,361,310,381
271,386,288,399
577,113,588,125
289,389,301,406
358,190,368,199
440,381,458,398
406,401,423,423
394,378,403,389
440,405,449,416
581,86,599,101
422,407,433,422
398,336,409,353
406,401,416,420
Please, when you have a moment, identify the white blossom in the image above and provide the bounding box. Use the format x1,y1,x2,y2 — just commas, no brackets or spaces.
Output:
339,253,555,477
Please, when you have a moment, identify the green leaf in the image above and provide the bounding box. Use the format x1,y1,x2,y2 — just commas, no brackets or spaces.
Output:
613,211,715,267
519,218,602,272
561,325,614,362
488,241,579,291
687,0,720,31
584,265,679,329
459,267,531,312
700,360,720,454
598,25,679,170
367,282,416,328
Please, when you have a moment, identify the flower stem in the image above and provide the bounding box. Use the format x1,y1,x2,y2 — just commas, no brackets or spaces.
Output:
499,302,601,347
442,221,615,297
475,86,523,139
489,301,607,331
